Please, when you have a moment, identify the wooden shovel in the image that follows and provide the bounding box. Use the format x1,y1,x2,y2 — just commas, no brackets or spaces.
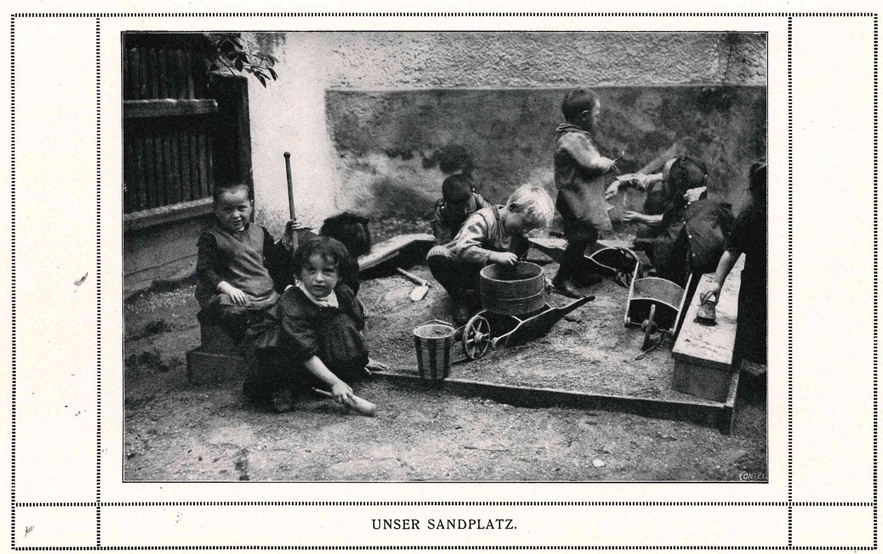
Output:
396,267,430,301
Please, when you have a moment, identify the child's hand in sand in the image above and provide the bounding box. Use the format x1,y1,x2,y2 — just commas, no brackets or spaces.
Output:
366,358,389,373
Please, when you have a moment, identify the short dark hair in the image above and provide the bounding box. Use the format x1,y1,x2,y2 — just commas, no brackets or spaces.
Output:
561,88,598,123
319,212,372,258
212,182,253,204
292,235,353,276
668,157,708,196
441,174,474,204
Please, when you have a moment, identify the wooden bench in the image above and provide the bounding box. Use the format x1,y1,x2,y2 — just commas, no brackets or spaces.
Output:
186,233,437,385
671,255,744,403
358,233,436,271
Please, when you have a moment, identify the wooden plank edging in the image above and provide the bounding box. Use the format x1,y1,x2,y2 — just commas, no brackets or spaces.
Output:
372,370,728,429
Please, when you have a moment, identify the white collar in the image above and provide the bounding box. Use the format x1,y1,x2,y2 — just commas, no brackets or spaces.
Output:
297,281,339,308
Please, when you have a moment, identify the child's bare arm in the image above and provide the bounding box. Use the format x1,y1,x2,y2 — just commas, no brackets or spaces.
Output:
303,356,354,404
701,250,740,304
622,211,664,227
606,172,663,199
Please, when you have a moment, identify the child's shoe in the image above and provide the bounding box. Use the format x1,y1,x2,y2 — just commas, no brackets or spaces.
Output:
574,271,603,287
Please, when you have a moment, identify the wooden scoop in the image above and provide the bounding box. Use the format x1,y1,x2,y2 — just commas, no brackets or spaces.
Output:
312,388,377,417
396,267,430,301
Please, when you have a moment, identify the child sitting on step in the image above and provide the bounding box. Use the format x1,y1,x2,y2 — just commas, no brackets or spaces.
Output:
195,183,296,343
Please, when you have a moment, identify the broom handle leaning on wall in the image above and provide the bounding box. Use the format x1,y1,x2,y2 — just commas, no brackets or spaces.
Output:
284,151,297,221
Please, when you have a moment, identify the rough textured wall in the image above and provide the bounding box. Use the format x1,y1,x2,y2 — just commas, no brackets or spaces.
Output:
245,32,766,233
326,87,766,221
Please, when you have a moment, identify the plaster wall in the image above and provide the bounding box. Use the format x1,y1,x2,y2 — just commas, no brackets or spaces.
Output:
244,32,766,233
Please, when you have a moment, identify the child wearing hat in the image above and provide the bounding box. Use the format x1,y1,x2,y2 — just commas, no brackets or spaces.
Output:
432,174,490,244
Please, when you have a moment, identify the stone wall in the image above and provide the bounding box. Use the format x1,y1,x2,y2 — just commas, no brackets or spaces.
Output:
244,31,767,234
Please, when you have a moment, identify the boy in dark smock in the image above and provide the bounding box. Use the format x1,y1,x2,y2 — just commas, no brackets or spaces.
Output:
552,88,619,298
195,183,294,343
432,174,491,244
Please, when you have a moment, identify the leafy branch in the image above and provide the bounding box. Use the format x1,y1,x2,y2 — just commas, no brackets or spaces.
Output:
199,33,279,87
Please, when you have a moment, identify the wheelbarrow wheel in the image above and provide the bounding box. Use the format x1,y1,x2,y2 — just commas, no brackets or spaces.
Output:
462,314,491,360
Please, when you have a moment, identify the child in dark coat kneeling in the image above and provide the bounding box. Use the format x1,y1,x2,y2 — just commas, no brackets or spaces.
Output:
243,236,385,412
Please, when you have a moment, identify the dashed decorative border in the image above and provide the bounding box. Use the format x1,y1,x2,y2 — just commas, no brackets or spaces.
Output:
786,16,794,549
94,16,102,550
4,546,882,552
10,501,878,508
9,12,15,554
5,11,879,17
874,14,880,549
7,10,878,551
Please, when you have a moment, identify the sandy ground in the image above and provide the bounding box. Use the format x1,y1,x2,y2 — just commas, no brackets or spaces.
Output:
124,221,767,482
125,267,767,482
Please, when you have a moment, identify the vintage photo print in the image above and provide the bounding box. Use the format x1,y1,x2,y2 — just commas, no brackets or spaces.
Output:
121,30,767,483
5,6,876,549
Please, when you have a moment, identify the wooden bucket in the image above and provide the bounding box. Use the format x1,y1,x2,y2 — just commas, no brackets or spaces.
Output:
479,262,546,315
413,321,455,380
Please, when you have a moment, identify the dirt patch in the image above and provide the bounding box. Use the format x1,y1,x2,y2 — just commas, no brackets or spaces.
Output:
360,260,701,403
124,229,766,482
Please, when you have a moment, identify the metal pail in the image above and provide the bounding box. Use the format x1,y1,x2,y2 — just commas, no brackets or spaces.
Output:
413,321,456,380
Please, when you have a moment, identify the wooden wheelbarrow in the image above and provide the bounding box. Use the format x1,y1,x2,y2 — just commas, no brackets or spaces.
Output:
458,262,594,360
624,264,691,352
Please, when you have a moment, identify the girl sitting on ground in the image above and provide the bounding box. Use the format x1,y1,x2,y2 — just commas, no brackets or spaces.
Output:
243,236,387,412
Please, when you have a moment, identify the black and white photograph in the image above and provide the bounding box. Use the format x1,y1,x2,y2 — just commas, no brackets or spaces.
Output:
6,6,877,549
122,31,768,482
